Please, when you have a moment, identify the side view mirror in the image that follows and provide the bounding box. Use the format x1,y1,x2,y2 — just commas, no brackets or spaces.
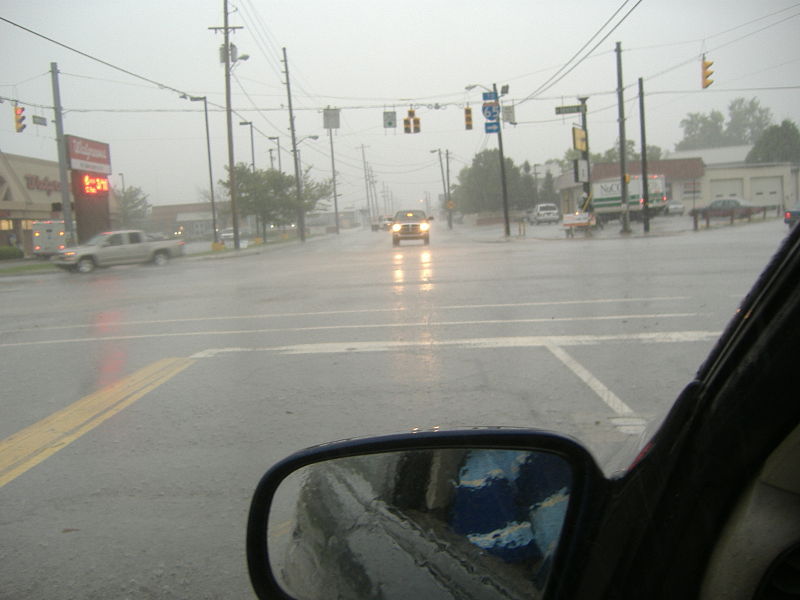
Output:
247,429,605,600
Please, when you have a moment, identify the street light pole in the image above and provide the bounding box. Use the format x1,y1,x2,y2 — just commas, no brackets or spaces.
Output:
240,121,255,172
189,96,219,243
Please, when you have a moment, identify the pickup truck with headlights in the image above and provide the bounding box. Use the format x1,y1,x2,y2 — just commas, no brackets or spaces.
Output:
53,230,185,273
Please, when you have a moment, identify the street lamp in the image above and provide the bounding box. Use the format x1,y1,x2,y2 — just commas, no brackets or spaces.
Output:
185,95,219,243
268,136,282,172
239,121,255,172
466,82,511,237
292,135,319,242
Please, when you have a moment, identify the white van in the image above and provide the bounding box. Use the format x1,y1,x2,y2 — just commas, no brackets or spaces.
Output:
32,220,68,257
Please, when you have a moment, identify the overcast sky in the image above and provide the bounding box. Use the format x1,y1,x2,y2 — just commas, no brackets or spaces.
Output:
2,0,799,210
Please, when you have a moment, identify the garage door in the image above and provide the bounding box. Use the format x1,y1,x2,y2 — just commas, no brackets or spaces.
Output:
710,179,744,199
751,176,783,207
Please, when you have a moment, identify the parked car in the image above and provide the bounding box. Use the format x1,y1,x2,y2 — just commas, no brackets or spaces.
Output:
664,200,685,216
529,203,560,224
390,210,432,246
247,224,800,600
784,204,800,228
694,197,760,219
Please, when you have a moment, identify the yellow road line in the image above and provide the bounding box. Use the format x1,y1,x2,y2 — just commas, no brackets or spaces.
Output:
0,357,195,488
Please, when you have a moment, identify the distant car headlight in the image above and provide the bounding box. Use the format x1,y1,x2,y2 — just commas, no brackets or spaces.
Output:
420,222,430,232
391,223,402,232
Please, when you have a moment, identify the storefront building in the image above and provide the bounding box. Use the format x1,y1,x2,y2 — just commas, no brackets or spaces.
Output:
0,150,119,256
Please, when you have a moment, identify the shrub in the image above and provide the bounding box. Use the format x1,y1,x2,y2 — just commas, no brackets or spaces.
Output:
0,246,24,260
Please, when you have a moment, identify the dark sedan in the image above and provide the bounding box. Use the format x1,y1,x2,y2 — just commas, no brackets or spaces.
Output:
697,197,759,218
784,204,800,228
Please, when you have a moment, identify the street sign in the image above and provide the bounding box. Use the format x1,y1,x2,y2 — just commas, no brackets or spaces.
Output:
32,115,48,126
555,104,584,115
573,159,589,183
482,91,497,101
383,111,396,128
482,103,499,121
485,121,499,134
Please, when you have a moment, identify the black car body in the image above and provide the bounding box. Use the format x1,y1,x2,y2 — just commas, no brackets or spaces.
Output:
248,224,800,600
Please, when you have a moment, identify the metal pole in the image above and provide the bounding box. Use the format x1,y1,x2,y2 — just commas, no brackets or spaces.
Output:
494,83,511,238
223,0,240,249
578,97,592,212
638,78,650,234
199,97,219,243
329,129,340,234
51,62,75,245
360,145,372,226
283,47,305,242
446,149,453,229
436,149,447,212
616,42,631,233
268,149,275,170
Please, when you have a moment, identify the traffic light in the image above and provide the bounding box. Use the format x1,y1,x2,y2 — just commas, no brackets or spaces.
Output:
413,117,420,133
403,117,411,134
464,107,473,130
702,55,714,89
14,104,26,133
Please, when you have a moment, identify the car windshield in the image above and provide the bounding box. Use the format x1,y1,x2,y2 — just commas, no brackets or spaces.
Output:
83,233,111,246
1,2,797,599
395,210,427,221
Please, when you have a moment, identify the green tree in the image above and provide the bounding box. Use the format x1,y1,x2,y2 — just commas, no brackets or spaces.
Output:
676,98,773,150
726,97,773,144
450,149,523,214
676,110,727,150
116,185,151,228
746,120,800,164
223,163,332,239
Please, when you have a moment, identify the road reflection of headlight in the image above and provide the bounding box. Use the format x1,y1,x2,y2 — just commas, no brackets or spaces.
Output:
420,223,430,232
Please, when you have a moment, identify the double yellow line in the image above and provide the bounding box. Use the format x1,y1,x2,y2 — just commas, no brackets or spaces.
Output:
0,357,194,488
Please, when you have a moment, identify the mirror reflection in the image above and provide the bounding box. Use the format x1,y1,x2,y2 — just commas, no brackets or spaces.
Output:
268,448,573,600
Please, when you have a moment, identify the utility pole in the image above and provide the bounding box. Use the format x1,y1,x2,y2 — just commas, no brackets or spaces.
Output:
445,149,452,229
616,42,631,234
493,83,511,238
268,148,275,170
328,128,340,234
578,97,592,212
283,47,305,242
360,145,372,226
50,63,75,245
209,0,243,249
639,77,650,234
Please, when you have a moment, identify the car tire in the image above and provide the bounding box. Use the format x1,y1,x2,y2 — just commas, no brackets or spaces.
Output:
76,257,95,273
153,251,169,267
423,235,430,246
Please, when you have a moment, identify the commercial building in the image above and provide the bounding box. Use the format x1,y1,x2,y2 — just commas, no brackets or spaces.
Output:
0,150,119,255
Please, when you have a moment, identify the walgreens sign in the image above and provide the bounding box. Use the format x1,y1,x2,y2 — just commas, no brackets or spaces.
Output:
66,135,112,174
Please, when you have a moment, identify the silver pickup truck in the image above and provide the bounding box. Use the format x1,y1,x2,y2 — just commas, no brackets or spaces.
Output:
53,230,185,273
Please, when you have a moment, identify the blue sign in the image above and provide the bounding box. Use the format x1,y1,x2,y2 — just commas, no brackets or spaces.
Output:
482,91,497,101
485,122,500,134
482,103,499,121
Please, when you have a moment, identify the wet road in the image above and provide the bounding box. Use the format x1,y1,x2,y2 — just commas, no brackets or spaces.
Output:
0,217,788,599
